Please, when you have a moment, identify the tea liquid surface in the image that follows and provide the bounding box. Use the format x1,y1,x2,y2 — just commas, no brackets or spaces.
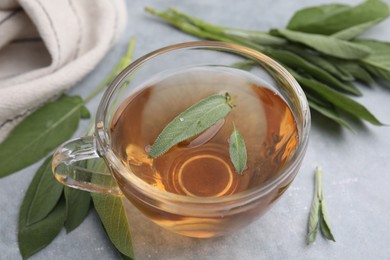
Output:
110,67,298,198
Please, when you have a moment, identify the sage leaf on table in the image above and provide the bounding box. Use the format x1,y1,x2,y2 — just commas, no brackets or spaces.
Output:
229,126,247,175
91,160,135,259
264,48,361,96
0,95,89,178
307,99,352,130
271,29,372,60
282,45,354,82
149,93,234,158
21,156,64,226
18,157,67,258
356,40,390,81
289,70,383,126
307,167,335,245
333,61,374,85
287,0,389,35
64,186,91,233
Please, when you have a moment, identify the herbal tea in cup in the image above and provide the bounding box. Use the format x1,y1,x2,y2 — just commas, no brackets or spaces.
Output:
53,42,310,238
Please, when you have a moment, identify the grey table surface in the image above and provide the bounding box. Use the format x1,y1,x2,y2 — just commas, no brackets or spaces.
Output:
1,0,390,259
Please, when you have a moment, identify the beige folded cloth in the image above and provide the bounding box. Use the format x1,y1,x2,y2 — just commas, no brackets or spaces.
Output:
0,0,127,142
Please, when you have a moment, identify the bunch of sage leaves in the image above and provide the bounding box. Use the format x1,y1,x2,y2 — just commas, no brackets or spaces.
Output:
146,0,390,130
0,38,136,259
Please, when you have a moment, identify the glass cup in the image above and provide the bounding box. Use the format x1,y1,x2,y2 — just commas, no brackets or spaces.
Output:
52,41,310,238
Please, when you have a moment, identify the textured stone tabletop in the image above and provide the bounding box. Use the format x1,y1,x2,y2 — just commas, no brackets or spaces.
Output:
1,0,390,259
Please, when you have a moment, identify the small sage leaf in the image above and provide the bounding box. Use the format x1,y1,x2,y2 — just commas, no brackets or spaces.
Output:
319,202,336,242
271,29,372,60
149,93,233,158
22,156,64,226
0,95,89,177
64,186,91,233
307,192,320,245
229,126,247,174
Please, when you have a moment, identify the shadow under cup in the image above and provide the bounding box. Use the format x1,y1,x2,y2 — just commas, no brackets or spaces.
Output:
52,41,310,238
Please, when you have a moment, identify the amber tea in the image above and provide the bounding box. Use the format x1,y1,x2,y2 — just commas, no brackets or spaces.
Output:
108,67,299,236
53,42,310,238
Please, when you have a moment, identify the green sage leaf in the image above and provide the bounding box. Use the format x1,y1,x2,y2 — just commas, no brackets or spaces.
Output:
0,95,89,178
356,40,390,82
287,0,389,35
319,202,336,242
229,126,247,174
287,4,349,34
19,165,66,259
91,161,134,259
265,48,361,95
307,191,320,245
331,18,384,40
332,60,375,85
271,29,372,60
64,186,91,233
308,99,352,130
284,45,354,82
149,93,233,158
290,70,383,126
20,156,64,226
307,167,336,245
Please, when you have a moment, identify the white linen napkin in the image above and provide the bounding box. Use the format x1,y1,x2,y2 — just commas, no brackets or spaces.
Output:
0,0,127,142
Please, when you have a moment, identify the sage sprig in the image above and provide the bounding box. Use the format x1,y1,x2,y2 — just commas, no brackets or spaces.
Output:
146,0,389,129
307,167,336,245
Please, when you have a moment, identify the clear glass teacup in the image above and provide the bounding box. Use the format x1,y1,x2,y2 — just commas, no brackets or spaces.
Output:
52,41,310,238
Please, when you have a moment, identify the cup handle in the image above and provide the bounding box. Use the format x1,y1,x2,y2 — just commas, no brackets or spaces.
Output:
52,135,122,196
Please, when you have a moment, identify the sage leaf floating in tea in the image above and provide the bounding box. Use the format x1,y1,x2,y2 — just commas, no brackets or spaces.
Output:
307,167,335,245
229,125,248,175
149,93,234,158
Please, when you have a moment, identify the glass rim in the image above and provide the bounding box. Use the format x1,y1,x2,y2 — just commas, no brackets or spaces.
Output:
95,41,311,206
